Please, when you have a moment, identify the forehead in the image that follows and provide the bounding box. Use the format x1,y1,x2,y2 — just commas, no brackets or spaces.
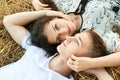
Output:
43,20,57,44
75,32,92,46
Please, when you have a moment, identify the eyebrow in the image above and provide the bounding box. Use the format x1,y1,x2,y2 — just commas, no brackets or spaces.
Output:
78,36,83,46
52,25,56,31
52,25,58,43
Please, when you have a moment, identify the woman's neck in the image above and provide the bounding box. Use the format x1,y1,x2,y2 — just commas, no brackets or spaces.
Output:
76,14,83,30
49,55,72,77
68,13,83,31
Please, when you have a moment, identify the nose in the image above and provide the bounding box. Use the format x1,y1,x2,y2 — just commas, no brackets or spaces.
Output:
66,36,75,43
57,28,69,42
59,27,68,34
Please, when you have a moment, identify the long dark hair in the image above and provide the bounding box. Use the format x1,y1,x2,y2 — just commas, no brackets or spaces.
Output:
25,17,58,57
75,0,89,15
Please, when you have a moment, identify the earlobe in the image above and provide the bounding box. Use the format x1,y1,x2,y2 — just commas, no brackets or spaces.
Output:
75,52,81,57
77,52,86,57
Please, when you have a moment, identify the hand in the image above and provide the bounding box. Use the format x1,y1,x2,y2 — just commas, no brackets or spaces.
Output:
32,0,51,10
45,10,71,21
67,55,95,72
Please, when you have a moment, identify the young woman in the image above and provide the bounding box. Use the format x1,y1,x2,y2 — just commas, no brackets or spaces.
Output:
32,0,120,72
3,10,83,57
2,13,112,79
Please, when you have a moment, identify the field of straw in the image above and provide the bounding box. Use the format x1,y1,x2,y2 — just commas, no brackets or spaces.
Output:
0,0,120,80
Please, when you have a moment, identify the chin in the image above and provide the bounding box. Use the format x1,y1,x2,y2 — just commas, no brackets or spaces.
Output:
56,46,59,52
57,46,61,53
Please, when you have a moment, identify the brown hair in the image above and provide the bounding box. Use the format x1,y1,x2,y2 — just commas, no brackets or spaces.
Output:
86,30,109,58
25,16,58,57
40,0,58,10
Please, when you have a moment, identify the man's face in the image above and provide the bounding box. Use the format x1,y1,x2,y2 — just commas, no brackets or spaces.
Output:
57,32,93,61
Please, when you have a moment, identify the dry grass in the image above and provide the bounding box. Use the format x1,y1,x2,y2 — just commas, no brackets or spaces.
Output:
0,0,120,80
0,0,33,66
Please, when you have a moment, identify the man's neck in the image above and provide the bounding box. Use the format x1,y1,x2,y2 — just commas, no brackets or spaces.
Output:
49,55,72,77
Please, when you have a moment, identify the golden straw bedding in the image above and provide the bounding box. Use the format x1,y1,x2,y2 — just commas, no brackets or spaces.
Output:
0,0,120,80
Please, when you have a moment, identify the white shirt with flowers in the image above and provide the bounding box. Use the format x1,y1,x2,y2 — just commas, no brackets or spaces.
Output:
53,0,81,14
80,0,120,53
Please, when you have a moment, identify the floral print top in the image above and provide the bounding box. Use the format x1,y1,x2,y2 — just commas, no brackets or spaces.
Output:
53,0,81,14
80,0,120,53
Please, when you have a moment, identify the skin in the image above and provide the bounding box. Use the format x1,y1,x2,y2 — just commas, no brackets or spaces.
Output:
44,15,82,43
57,32,92,61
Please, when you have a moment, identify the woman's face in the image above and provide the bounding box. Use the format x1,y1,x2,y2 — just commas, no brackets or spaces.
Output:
43,15,81,44
57,32,93,61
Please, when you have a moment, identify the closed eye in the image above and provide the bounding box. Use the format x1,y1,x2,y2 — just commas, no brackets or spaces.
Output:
55,24,60,30
75,39,79,46
56,34,62,43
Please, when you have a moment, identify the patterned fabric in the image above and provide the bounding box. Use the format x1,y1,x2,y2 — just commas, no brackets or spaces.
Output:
80,0,120,53
53,0,81,14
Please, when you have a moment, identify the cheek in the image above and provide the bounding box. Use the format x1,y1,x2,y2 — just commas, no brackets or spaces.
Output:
70,48,80,56
65,46,78,56
57,46,62,53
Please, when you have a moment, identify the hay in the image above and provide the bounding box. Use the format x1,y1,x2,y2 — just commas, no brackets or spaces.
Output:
0,0,120,80
0,0,34,67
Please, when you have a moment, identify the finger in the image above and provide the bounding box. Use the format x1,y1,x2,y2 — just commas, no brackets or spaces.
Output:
42,7,52,10
62,15,72,21
68,57,74,65
40,3,49,7
59,13,71,20
67,60,75,69
35,7,42,11
53,12,71,21
67,61,79,72
71,55,79,61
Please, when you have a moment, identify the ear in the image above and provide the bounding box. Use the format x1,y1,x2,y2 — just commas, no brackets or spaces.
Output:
77,52,86,57
75,52,81,57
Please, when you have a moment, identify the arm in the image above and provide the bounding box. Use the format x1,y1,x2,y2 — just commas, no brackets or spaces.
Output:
3,10,46,46
67,47,120,72
92,45,120,67
3,10,70,46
